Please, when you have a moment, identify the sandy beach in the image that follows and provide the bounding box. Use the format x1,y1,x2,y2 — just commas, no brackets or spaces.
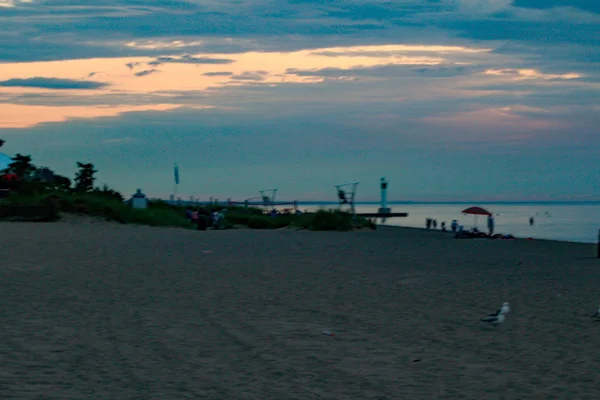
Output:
1,220,600,399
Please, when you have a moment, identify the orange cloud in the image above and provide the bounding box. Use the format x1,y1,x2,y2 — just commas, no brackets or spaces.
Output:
0,103,211,128
483,68,582,80
422,106,566,132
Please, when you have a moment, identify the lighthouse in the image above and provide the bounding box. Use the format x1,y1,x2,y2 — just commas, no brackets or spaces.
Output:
378,176,391,215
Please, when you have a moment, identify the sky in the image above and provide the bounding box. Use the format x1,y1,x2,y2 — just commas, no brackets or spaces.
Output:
0,0,599,202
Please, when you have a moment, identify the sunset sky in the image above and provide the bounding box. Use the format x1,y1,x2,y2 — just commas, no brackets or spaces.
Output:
0,0,598,201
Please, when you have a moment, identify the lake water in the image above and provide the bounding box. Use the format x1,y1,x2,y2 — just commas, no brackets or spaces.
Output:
299,203,600,244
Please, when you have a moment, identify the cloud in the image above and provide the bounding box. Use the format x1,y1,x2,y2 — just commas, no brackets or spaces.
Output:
0,0,599,201
0,0,33,7
231,71,267,81
483,68,583,80
5,106,599,201
512,0,600,14
148,54,235,66
286,64,475,79
0,77,108,90
126,62,142,70
203,71,233,76
0,103,211,128
134,69,160,77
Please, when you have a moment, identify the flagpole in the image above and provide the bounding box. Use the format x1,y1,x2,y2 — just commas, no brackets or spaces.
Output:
173,163,180,203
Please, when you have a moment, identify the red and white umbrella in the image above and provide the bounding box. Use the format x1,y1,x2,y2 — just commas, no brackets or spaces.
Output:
462,206,492,228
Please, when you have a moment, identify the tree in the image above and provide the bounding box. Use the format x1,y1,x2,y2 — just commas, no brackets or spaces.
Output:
74,162,97,193
53,174,71,191
7,153,36,179
33,166,55,182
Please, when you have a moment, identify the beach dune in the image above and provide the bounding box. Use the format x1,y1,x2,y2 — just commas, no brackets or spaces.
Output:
1,221,599,399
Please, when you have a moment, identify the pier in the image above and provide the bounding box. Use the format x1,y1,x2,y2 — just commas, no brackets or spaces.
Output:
356,212,408,218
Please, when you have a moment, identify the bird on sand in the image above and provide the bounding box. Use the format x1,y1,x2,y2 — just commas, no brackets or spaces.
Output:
480,301,510,327
480,313,506,327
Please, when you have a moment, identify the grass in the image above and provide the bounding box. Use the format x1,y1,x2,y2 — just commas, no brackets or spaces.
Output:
220,207,369,231
2,191,374,231
3,191,191,228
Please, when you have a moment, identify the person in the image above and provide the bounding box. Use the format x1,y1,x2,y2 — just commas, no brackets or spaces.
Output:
197,208,211,230
432,219,437,229
451,219,458,233
487,214,495,236
191,209,199,224
426,218,431,229
197,214,208,230
212,211,225,230
529,216,535,226
441,221,447,232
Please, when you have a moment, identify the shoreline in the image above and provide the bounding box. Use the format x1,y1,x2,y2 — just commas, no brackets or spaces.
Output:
378,224,599,245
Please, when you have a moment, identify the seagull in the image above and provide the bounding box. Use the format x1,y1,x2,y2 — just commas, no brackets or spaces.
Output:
590,305,600,319
499,301,510,315
480,302,510,327
481,312,506,327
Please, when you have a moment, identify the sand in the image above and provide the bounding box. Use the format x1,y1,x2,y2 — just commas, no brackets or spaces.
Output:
1,220,600,399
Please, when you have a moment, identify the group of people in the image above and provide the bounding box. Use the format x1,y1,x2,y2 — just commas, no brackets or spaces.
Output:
185,208,225,230
268,208,303,217
425,218,461,233
426,215,496,236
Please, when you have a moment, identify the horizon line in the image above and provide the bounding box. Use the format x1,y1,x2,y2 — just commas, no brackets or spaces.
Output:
153,198,600,205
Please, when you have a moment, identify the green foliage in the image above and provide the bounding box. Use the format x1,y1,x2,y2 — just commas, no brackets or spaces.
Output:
32,166,55,182
301,210,355,231
222,208,359,231
7,154,36,179
8,180,51,197
53,174,71,191
74,162,97,193
91,184,124,202
5,191,191,228
148,199,179,211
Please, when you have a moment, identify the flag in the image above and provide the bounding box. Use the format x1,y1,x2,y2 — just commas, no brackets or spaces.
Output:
174,164,180,185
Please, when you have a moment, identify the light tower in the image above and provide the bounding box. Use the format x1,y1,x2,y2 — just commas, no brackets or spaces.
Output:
378,176,391,215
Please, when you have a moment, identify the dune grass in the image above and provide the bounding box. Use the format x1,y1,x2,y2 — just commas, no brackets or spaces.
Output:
4,192,191,228
217,207,368,231
3,191,373,231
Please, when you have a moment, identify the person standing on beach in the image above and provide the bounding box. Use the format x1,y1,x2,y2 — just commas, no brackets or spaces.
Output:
488,214,495,236
451,219,458,233
432,219,437,229
529,216,535,226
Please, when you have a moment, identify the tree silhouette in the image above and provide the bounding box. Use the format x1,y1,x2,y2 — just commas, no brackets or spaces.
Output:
74,162,97,192
53,174,71,191
7,154,36,178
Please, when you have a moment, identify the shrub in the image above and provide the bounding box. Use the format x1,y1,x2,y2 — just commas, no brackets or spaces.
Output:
5,191,192,228
304,210,354,231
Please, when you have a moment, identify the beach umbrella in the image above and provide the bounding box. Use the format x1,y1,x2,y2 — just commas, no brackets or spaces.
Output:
461,206,491,216
462,206,492,228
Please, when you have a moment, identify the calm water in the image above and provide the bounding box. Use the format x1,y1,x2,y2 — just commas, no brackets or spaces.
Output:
300,203,600,244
